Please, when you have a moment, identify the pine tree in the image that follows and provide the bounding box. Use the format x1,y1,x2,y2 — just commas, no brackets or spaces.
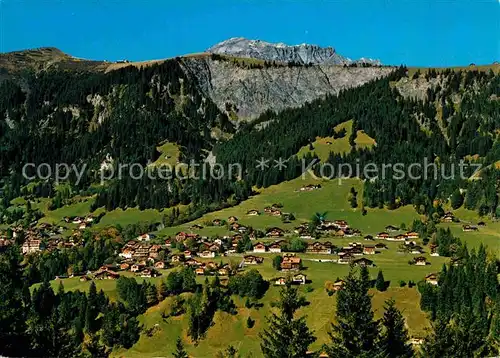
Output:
375,270,386,292
260,283,316,357
378,299,413,357
325,267,379,357
489,297,500,355
173,337,188,358
145,283,158,306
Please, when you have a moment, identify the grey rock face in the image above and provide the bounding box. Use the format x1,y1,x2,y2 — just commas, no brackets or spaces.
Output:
207,37,381,66
180,56,393,119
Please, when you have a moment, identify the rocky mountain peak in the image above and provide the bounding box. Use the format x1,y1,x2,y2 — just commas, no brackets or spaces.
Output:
207,37,381,66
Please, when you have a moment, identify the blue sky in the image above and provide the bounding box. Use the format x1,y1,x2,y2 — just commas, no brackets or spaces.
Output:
0,0,499,67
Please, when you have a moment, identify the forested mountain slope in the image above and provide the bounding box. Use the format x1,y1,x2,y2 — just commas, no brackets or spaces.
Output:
0,48,499,225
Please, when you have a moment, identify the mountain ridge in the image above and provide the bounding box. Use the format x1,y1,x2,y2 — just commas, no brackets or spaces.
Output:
207,37,381,66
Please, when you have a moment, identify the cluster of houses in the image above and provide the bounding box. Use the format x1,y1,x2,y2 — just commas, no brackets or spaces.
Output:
294,220,361,239
118,240,168,275
6,223,81,255
337,242,386,264
63,215,95,230
374,229,420,241
274,273,307,286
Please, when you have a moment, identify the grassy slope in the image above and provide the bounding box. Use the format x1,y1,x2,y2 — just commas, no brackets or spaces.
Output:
158,175,419,238
111,286,428,358
48,262,430,358
297,120,376,161
149,142,181,167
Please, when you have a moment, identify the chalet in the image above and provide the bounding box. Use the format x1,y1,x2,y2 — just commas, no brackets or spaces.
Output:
244,255,264,265
79,276,90,282
333,279,345,291
212,219,223,226
195,267,205,275
185,258,202,267
85,216,94,223
349,246,363,256
131,264,145,273
334,220,349,230
478,221,486,227
269,241,284,253
414,256,429,266
346,229,362,237
78,223,87,230
406,232,419,239
363,246,376,255
364,235,374,241
72,217,83,224
300,184,321,191
442,213,455,223
207,243,221,252
430,246,440,257
237,226,249,234
376,232,390,240
206,261,218,270
281,256,302,271
264,206,272,214
410,338,424,345
137,233,153,242
228,216,238,223
425,273,439,285
22,239,42,255
410,246,424,254
385,225,399,232
271,203,283,210
120,263,130,271
299,233,313,240
140,269,159,278
190,224,204,230
170,254,184,263
199,250,216,258
184,250,193,259
230,222,241,231
274,277,287,286
306,242,332,255
246,209,260,216
462,225,478,232
175,232,199,242
253,242,267,253
148,245,162,258
338,253,354,264
218,268,229,276
266,227,284,238
270,209,282,217
154,261,166,270
388,234,407,242
133,245,150,260
292,274,307,285
374,243,387,250
352,258,374,267
94,269,120,280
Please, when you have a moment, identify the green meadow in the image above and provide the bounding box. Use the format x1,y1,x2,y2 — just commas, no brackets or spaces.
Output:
297,120,376,161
